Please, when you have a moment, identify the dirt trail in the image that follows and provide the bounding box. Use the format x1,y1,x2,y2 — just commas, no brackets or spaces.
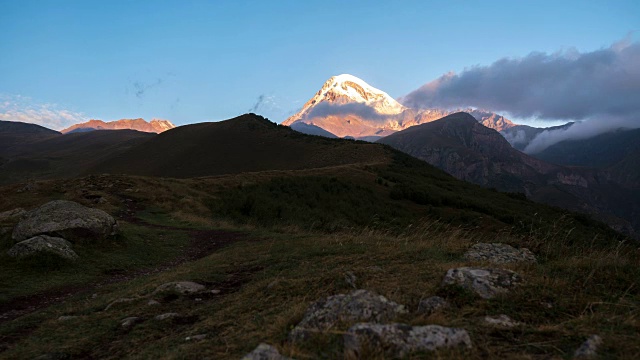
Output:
0,199,250,324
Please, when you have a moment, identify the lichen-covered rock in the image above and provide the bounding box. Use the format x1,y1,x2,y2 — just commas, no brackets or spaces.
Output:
12,200,118,242
483,314,522,328
464,243,537,264
153,281,206,295
442,267,521,299
7,235,78,261
344,323,472,358
241,343,292,360
574,335,602,358
289,289,407,341
417,296,449,315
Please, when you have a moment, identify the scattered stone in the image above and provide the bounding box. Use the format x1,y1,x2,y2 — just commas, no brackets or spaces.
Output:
242,343,292,360
91,293,98,299
121,316,142,329
0,208,26,222
442,267,522,299
7,235,78,261
154,281,206,295
147,299,161,306
211,289,221,294
289,289,407,341
344,323,472,358
12,200,118,242
417,296,449,315
574,335,602,358
483,314,522,328
185,334,207,341
104,298,138,311
154,312,180,321
464,243,537,264
344,271,357,288
58,315,79,321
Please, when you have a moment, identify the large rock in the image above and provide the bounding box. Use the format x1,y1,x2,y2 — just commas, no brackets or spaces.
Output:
242,343,292,360
7,235,78,261
442,267,522,299
289,289,407,341
344,323,472,358
464,243,537,264
12,200,118,242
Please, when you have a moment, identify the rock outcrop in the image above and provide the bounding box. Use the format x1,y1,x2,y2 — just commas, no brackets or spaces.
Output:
344,323,472,358
7,235,78,261
12,200,118,242
442,267,522,299
289,289,407,341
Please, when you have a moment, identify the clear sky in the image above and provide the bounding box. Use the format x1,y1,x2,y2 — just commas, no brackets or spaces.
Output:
0,0,638,129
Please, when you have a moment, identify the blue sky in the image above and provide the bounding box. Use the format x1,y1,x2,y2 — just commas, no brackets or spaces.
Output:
0,0,638,129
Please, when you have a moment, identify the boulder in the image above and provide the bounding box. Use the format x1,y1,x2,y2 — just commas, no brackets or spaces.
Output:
153,281,206,295
344,323,472,358
464,243,537,264
417,296,449,316
242,343,292,360
7,235,78,261
289,289,407,341
12,200,118,242
442,267,522,299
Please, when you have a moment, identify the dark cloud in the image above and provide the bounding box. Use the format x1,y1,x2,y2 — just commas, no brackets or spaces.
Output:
401,39,640,123
306,102,391,122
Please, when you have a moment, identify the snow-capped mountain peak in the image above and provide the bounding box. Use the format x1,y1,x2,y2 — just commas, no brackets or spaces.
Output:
283,74,405,125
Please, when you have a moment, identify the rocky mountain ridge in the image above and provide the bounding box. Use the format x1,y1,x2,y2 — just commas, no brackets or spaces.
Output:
61,118,175,134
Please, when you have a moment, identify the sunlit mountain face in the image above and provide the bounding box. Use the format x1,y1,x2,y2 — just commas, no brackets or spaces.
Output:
283,74,517,140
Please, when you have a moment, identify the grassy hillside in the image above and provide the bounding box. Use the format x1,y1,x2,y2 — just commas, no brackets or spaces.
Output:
0,130,154,185
0,162,636,358
0,114,636,358
90,114,389,178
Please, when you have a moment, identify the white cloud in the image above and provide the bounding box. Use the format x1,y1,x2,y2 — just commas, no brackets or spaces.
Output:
0,94,88,130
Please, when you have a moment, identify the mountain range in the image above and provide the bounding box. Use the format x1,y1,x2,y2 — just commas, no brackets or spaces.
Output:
61,118,175,134
282,74,517,140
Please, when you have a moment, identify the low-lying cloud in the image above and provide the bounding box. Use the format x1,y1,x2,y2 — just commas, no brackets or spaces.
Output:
402,38,640,123
524,117,640,153
306,102,391,122
0,94,88,130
